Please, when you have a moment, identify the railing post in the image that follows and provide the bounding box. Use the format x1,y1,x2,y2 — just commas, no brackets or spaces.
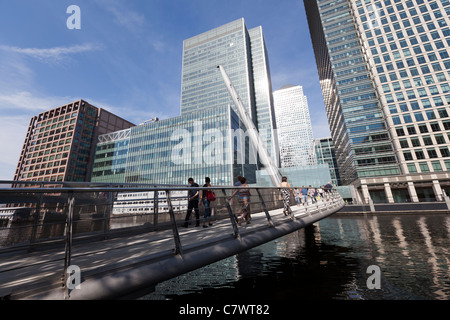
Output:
256,188,274,227
166,190,182,255
222,188,239,238
28,183,43,251
103,188,113,239
153,188,159,229
63,191,75,299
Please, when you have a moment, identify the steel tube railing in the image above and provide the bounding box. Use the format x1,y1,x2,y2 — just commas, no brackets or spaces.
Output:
0,181,343,299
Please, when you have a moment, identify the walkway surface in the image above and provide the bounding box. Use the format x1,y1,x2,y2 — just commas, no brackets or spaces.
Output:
0,199,344,300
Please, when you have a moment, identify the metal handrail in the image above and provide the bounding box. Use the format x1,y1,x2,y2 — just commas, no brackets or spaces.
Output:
0,181,342,299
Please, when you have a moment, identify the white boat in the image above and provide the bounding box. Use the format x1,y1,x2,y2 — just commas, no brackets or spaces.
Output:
112,191,188,215
0,207,33,222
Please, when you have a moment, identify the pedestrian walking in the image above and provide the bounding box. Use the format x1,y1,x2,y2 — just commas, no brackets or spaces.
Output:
229,176,251,225
325,182,333,201
279,177,294,216
308,185,316,203
300,186,309,205
318,186,324,200
200,177,213,228
183,177,200,227
294,187,301,206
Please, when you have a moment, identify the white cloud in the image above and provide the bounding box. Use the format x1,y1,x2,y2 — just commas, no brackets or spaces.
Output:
0,115,31,180
0,91,76,112
96,0,145,33
0,43,102,63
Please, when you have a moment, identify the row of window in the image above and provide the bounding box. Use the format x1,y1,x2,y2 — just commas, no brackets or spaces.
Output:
391,107,449,124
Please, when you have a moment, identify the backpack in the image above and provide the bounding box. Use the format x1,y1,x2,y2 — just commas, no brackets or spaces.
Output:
206,190,216,201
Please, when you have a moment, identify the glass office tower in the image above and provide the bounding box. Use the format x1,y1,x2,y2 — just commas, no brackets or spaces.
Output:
273,85,316,167
181,18,280,166
304,0,450,203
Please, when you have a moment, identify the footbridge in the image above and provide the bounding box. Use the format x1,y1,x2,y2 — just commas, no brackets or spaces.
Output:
0,181,344,300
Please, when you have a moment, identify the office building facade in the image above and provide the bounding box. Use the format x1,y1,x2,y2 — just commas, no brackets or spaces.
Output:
304,0,450,203
273,85,316,167
92,106,257,186
14,100,135,182
181,18,280,166
314,137,341,186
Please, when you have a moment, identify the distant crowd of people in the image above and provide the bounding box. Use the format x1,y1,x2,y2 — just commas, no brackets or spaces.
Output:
293,182,334,206
182,175,333,228
277,178,334,215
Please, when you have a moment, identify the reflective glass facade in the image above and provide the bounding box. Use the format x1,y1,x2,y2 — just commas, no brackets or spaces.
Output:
273,85,316,167
92,106,257,186
181,18,280,165
314,137,342,186
304,0,450,185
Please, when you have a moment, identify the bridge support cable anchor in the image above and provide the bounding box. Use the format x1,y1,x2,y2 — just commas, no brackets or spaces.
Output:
222,188,239,238
256,188,274,227
166,190,183,255
63,191,75,299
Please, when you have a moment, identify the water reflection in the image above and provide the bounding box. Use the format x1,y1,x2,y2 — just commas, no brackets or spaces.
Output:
142,213,450,300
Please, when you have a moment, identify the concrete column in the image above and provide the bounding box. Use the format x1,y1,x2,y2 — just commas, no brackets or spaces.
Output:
407,181,419,202
384,183,395,203
353,186,363,204
432,180,443,202
361,184,370,204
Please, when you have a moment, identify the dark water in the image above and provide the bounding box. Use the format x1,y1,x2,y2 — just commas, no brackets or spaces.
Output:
141,213,450,300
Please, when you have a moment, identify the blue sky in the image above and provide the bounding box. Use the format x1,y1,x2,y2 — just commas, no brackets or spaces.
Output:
0,0,330,180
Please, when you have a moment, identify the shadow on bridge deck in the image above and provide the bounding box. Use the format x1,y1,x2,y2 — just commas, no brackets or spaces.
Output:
0,196,343,300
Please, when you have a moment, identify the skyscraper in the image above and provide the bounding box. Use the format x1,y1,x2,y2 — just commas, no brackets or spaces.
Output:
304,0,450,203
92,18,285,187
273,85,315,167
14,100,135,182
181,18,280,166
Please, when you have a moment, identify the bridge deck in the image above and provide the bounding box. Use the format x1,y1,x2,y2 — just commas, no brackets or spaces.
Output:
0,200,343,300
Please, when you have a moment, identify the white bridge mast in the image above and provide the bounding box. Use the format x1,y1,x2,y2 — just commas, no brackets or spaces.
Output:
217,65,282,186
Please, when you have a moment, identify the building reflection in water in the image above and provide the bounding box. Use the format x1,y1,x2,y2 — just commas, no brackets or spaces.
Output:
142,214,450,300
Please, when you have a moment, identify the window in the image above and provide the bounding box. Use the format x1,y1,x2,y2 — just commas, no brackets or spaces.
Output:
400,139,409,148
415,150,425,159
438,108,448,118
411,138,421,147
431,161,443,171
414,112,424,121
403,114,412,123
427,148,438,158
396,128,405,136
433,97,443,106
430,122,441,132
440,147,450,157
423,136,433,145
407,126,417,135
418,124,429,133
403,151,413,160
435,134,446,144
419,162,430,172
407,163,417,173
426,110,436,120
